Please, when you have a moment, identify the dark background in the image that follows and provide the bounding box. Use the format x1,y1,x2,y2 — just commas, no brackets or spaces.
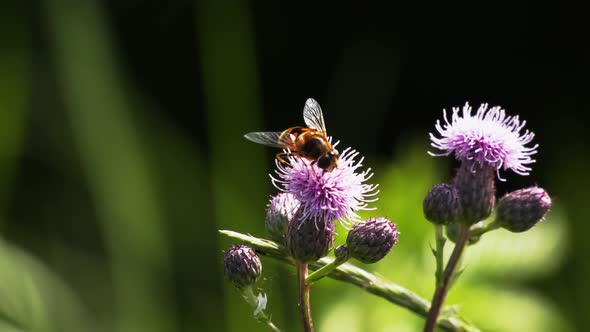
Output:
0,1,588,331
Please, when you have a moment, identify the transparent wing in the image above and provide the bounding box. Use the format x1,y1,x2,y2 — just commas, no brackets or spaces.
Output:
244,132,292,148
303,98,327,134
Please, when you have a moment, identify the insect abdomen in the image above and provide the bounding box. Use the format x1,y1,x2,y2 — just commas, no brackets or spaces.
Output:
300,135,329,159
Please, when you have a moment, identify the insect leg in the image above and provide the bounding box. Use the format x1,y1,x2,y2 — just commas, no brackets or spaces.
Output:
276,152,295,165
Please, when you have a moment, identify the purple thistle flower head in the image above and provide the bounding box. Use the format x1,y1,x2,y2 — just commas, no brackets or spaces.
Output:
271,147,378,226
429,103,538,178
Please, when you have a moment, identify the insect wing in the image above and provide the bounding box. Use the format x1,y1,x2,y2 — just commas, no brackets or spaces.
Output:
303,98,327,134
244,132,292,148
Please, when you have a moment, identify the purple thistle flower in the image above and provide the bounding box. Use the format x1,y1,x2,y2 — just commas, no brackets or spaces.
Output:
271,147,378,226
429,102,538,178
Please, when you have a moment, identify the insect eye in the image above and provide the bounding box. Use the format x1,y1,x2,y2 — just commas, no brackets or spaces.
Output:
317,155,331,170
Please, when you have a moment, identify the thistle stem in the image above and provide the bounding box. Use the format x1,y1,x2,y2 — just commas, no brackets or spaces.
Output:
434,225,446,285
423,224,470,332
219,230,480,332
306,254,349,284
296,262,314,332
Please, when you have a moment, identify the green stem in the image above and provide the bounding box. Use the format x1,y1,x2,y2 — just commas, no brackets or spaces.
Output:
297,262,314,332
423,224,470,332
306,252,349,284
241,286,281,332
219,230,480,332
470,220,500,237
434,225,446,286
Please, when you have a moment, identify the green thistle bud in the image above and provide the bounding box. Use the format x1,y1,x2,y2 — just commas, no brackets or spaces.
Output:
265,193,299,244
496,186,552,233
453,161,496,224
346,217,399,264
423,183,463,225
286,217,335,263
223,245,262,289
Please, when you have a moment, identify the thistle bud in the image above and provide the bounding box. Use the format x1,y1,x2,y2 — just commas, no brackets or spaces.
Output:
265,193,300,243
286,217,335,263
334,245,350,262
423,183,462,225
346,217,399,264
453,162,496,224
223,245,262,289
496,187,552,233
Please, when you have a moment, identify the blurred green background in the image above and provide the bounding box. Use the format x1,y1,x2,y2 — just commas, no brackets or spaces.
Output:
1,1,588,331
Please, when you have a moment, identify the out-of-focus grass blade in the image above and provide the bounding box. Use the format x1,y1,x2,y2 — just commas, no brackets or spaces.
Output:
0,239,90,332
0,3,29,216
131,104,225,331
196,2,291,331
43,0,175,331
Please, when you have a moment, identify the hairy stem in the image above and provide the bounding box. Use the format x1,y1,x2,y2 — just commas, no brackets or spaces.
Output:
423,224,470,332
219,230,480,332
297,262,314,332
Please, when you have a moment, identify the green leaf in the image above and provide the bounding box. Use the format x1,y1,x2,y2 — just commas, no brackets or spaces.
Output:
0,239,89,332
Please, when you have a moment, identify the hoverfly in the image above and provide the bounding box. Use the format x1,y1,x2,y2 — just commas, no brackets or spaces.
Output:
244,98,339,171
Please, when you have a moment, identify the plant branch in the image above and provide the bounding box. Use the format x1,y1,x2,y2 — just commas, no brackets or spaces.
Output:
423,224,470,332
434,225,446,285
470,220,500,237
306,250,349,284
219,230,480,332
297,262,314,332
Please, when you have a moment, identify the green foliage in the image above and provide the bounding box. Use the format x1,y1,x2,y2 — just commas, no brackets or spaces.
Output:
0,239,89,332
0,1,582,331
